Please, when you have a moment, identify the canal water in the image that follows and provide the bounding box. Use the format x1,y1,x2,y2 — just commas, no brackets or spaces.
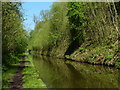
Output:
32,55,120,88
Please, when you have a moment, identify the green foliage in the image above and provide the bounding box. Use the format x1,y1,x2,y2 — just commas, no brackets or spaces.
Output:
2,64,19,88
18,53,28,57
2,2,28,66
29,2,69,52
29,21,50,49
29,2,119,68
3,54,20,68
79,48,86,52
49,2,69,45
67,2,86,42
115,58,120,68
105,55,113,60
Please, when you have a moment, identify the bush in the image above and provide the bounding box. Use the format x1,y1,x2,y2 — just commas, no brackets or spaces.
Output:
115,58,120,68
105,55,113,60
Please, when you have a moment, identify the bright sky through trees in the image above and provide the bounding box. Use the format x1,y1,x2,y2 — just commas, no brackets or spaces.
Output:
22,2,53,30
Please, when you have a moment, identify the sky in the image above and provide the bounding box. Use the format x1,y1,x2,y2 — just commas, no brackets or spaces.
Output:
22,2,53,30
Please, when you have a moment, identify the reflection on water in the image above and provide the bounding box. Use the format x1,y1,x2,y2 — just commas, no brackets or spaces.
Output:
32,55,120,88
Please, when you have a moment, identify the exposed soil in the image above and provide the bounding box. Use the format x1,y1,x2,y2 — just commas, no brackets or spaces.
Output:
9,56,25,90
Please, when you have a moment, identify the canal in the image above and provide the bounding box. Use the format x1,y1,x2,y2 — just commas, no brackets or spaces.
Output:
32,55,120,88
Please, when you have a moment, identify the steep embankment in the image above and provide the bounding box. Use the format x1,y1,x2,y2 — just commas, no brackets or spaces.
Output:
69,41,120,67
30,2,120,69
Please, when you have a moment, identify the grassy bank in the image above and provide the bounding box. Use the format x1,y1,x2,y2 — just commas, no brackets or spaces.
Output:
22,55,46,88
69,41,120,69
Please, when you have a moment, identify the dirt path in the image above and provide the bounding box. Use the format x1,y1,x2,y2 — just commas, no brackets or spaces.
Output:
9,56,25,90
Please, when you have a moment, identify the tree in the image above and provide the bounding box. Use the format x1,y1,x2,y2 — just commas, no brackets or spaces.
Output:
2,2,28,65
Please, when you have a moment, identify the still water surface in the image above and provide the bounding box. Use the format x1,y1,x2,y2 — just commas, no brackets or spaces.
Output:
32,55,120,88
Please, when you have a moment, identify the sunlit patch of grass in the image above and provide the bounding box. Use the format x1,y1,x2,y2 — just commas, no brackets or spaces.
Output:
23,56,46,88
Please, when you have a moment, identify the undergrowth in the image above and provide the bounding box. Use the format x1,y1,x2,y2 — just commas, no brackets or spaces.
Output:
2,64,19,88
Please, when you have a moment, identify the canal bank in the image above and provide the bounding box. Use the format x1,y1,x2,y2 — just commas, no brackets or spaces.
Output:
32,40,120,69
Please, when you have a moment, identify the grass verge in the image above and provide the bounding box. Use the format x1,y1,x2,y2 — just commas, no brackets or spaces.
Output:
22,55,46,88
